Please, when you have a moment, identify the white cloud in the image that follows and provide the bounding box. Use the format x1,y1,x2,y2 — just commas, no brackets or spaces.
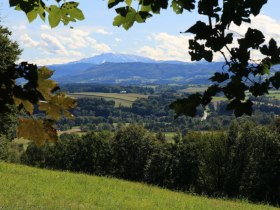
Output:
138,33,192,61
86,37,112,52
228,14,280,61
93,28,111,35
41,33,68,55
53,28,112,52
229,15,280,41
32,57,79,66
40,25,51,31
115,38,122,42
94,43,112,52
20,34,39,48
12,24,27,31
138,15,280,62
18,26,112,64
68,50,83,57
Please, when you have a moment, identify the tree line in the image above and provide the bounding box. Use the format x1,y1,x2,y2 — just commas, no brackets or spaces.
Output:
16,122,280,206
57,94,277,133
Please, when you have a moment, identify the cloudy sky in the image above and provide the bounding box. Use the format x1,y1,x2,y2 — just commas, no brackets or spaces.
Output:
1,0,280,65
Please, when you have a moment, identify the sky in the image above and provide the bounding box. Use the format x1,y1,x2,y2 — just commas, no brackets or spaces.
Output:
1,0,280,65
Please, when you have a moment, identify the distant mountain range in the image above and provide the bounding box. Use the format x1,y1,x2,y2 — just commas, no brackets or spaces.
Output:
47,53,225,85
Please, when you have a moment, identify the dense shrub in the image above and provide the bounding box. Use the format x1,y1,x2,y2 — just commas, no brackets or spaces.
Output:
0,135,9,160
111,125,156,181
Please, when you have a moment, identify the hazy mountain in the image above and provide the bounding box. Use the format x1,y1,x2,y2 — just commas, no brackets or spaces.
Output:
69,53,156,64
46,53,228,85
50,62,224,85
36,52,280,86
48,63,96,78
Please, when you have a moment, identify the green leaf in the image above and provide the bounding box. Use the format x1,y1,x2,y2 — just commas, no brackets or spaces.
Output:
113,15,126,27
123,11,136,30
108,0,124,8
171,1,183,14
61,1,79,10
113,8,136,30
70,8,85,20
135,13,144,23
48,5,61,28
140,5,152,12
38,3,46,21
27,10,37,23
125,0,132,6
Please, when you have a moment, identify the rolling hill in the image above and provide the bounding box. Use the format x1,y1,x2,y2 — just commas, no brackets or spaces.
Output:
0,162,276,210
48,53,224,84
48,53,280,85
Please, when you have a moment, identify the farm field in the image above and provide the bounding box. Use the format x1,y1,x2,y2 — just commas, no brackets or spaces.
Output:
57,126,86,136
267,90,280,100
181,86,208,93
0,162,277,210
69,92,149,107
183,87,280,102
163,132,177,142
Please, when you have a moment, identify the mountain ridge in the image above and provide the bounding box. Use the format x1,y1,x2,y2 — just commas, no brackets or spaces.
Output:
47,53,229,85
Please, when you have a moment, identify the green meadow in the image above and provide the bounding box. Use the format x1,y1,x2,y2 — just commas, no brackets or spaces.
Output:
0,162,276,210
69,92,149,107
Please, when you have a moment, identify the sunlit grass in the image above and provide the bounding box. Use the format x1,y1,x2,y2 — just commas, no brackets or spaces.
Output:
0,162,277,210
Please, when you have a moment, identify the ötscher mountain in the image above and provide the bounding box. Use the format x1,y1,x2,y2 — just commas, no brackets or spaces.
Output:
48,53,224,85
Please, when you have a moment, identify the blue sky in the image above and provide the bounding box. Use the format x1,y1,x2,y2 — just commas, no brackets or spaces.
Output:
1,0,280,65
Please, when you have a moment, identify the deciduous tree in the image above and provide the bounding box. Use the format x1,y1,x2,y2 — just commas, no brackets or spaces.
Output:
0,25,76,145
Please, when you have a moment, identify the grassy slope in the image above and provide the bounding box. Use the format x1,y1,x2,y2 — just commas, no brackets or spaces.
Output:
0,162,277,210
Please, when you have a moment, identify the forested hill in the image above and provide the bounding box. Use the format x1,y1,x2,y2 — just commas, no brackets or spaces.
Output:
48,53,280,85
49,61,224,85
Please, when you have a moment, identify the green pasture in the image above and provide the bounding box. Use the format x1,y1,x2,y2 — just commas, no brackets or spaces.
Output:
69,92,149,107
0,162,276,210
181,86,208,93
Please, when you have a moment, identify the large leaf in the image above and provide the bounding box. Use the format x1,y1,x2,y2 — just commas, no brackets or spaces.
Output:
170,93,202,117
13,97,34,114
227,99,253,117
38,92,76,120
27,10,37,23
36,67,58,100
48,5,61,28
17,118,58,145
